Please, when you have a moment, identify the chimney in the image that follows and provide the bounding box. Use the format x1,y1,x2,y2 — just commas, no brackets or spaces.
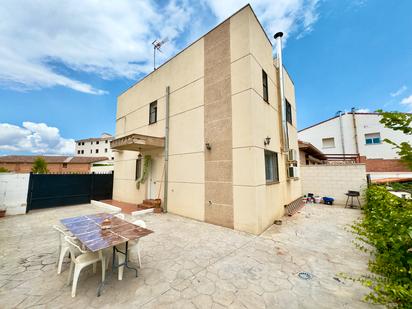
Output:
274,32,289,152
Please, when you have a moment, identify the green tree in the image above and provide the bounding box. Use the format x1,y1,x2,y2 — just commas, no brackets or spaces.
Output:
0,167,9,173
377,110,412,170
31,157,49,174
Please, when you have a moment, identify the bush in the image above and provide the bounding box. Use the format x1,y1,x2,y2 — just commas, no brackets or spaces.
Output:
351,185,412,307
0,167,9,173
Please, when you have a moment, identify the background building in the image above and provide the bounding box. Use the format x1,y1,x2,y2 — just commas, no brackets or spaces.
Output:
298,140,326,165
0,155,108,173
75,133,114,172
298,111,412,180
110,5,301,235
75,133,114,160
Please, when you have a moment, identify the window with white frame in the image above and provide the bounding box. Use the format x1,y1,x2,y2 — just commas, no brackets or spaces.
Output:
322,137,335,148
365,132,381,145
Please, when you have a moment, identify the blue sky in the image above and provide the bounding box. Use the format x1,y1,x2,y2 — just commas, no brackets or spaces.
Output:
0,0,411,155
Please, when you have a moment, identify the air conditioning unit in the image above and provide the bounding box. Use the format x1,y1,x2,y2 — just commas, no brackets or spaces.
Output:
288,149,298,162
288,166,299,178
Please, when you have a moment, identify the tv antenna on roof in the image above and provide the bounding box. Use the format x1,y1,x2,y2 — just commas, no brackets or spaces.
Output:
152,38,168,71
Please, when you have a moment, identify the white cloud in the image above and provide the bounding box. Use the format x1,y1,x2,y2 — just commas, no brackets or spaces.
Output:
0,1,321,94
390,85,407,97
0,122,75,155
0,0,193,94
401,95,412,112
204,0,320,43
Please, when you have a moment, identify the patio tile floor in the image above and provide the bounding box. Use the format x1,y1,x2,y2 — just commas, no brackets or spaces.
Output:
0,203,379,308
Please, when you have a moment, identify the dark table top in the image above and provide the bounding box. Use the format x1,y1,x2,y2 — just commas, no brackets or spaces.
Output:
61,213,153,252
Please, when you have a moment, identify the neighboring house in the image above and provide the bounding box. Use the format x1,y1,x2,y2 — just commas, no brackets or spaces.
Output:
298,140,326,165
75,133,114,160
298,111,412,179
0,155,108,173
75,133,115,172
110,4,301,235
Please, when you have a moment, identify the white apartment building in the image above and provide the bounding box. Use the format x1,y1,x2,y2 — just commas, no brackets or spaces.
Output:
298,112,411,159
75,133,115,172
75,133,114,160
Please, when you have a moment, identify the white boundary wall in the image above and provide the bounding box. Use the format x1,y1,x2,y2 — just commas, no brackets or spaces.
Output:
300,164,367,205
0,173,30,215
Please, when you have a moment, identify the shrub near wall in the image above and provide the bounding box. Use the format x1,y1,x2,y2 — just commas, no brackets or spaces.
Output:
351,185,412,307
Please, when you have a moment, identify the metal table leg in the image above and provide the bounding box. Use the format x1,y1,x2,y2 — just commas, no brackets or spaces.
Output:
97,241,138,297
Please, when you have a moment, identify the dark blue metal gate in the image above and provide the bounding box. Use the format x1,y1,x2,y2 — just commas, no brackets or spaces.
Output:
26,172,113,211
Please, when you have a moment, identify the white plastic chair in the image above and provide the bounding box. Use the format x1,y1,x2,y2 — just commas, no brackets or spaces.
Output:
53,224,74,274
114,213,125,220
65,236,109,297
117,220,146,280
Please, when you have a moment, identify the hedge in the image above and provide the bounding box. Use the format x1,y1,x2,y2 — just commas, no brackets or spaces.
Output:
351,185,412,307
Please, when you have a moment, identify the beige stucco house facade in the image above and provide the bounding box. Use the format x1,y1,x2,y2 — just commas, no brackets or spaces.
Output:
111,5,301,235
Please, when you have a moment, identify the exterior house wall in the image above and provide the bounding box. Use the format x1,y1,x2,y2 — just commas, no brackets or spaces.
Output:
300,164,367,205
230,9,301,234
298,113,412,160
0,173,29,215
112,5,301,234
113,34,205,221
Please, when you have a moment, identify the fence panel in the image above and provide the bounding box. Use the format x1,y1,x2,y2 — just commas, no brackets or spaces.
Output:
26,172,113,211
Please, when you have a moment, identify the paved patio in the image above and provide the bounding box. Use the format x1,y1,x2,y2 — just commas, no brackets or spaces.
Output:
0,203,376,308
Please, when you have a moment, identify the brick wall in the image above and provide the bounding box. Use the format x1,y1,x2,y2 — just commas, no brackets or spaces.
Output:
0,163,91,173
300,164,367,205
358,156,410,172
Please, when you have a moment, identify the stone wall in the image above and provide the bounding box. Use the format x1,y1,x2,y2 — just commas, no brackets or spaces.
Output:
300,164,367,205
204,20,233,229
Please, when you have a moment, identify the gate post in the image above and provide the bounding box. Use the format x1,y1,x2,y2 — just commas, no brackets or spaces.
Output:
26,172,34,213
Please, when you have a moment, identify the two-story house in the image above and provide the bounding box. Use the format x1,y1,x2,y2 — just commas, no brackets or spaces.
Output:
110,4,301,234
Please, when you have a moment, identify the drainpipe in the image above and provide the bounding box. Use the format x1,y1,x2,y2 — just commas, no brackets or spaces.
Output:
351,107,359,157
274,32,289,152
337,111,346,160
163,86,170,212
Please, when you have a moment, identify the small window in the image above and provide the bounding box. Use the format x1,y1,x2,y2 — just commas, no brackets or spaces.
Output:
105,140,108,144
96,141,99,145
63,163,67,168
95,149,99,154
286,100,292,124
82,142,84,145
264,150,279,183
262,70,268,102
135,157,142,180
77,150,80,154
149,101,157,124
91,141,93,145
81,150,84,154
105,148,108,153
322,137,335,149
90,149,92,154
111,157,114,160
365,133,381,145
77,142,81,146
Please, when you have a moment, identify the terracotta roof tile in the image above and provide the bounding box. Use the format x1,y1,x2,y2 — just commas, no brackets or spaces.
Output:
0,155,108,164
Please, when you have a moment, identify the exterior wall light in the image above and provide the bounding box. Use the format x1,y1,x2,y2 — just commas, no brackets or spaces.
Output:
264,137,271,146
205,143,212,150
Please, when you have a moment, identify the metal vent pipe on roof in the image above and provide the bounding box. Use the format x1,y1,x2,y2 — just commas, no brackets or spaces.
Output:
274,32,289,152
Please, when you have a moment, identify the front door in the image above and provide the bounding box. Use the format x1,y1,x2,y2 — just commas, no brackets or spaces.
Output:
148,158,157,199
